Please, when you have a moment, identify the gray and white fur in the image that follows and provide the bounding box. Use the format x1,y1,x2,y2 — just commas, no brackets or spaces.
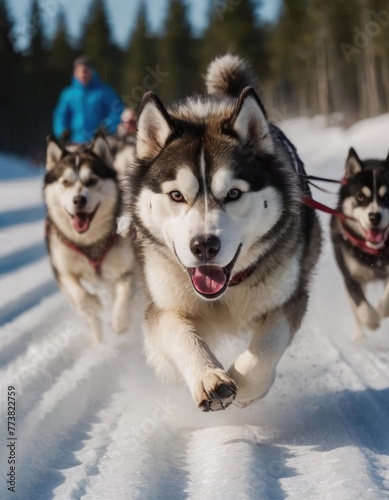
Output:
44,135,136,342
331,148,389,337
122,54,321,410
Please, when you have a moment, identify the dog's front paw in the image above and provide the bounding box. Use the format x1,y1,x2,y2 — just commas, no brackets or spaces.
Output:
194,370,237,412
378,298,389,319
357,302,380,330
231,369,276,408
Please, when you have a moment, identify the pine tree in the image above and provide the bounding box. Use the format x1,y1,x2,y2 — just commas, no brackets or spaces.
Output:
158,0,198,102
368,0,389,112
18,0,51,157
47,9,76,141
22,0,47,74
49,10,74,73
269,0,315,115
121,2,156,109
0,0,15,62
0,0,18,150
81,0,117,84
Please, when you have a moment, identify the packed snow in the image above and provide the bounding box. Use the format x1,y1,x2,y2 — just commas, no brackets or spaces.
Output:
1,115,389,499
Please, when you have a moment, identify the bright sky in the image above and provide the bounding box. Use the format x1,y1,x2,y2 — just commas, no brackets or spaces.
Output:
8,0,281,51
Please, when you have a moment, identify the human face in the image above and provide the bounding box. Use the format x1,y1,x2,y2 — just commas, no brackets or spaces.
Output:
122,113,137,134
74,64,92,85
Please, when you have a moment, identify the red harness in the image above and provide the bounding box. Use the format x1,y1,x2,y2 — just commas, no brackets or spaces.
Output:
302,195,354,222
229,263,256,286
46,220,118,275
300,174,389,256
339,221,389,256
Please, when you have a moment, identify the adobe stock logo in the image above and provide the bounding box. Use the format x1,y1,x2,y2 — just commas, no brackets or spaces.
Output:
340,6,389,63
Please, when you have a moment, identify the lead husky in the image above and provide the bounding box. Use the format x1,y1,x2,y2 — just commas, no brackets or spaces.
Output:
331,148,389,336
123,55,321,410
44,134,135,342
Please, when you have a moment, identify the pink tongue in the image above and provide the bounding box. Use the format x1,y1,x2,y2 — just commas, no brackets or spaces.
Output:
72,214,90,233
365,229,385,244
191,266,227,295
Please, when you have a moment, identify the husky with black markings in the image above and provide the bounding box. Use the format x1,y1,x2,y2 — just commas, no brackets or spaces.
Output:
122,55,321,410
44,134,135,342
331,148,389,337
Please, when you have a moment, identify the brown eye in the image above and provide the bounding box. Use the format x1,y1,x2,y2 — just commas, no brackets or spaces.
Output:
226,188,242,202
62,179,71,187
169,191,185,202
356,192,366,203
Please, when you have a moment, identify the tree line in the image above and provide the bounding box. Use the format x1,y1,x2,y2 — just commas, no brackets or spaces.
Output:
0,0,388,158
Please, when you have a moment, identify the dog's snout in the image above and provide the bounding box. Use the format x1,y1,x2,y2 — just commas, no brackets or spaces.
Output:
369,212,382,226
190,235,221,261
73,195,87,210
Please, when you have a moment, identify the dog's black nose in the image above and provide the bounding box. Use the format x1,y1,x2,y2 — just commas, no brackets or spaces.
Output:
73,195,87,210
369,212,382,226
190,235,221,261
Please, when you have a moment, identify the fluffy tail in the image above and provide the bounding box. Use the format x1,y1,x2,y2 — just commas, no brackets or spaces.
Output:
205,54,257,98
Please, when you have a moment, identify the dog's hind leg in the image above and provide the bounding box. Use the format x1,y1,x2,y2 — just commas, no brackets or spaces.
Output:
144,306,237,411
378,279,389,319
348,295,365,340
59,274,103,343
334,246,380,333
229,309,291,408
111,272,135,334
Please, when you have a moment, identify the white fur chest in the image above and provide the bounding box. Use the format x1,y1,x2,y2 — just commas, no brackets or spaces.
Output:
227,249,302,319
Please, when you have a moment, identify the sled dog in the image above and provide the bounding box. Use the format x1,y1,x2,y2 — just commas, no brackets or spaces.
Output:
331,148,389,336
107,134,136,180
123,54,321,410
44,134,135,342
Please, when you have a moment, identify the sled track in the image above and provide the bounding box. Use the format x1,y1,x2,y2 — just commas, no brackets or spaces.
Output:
1,116,389,499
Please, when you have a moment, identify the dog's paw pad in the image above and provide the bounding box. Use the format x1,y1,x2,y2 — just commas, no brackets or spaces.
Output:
197,373,237,412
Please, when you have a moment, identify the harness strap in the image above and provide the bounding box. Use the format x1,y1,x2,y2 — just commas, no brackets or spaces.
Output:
302,196,354,221
273,129,389,257
298,173,346,185
340,221,389,256
46,220,118,275
229,263,256,287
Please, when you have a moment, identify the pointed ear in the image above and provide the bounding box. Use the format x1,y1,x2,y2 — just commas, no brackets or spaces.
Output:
136,91,174,160
345,147,363,178
92,135,114,168
46,135,64,171
230,87,274,154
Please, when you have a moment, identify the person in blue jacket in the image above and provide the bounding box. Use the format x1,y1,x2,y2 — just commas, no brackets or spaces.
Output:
53,56,125,143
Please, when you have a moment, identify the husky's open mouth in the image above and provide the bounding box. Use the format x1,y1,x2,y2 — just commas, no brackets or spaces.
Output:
67,204,99,234
363,227,389,248
187,244,242,299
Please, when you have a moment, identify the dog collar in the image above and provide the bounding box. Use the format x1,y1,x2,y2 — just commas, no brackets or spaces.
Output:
46,220,118,275
229,263,257,286
340,221,389,256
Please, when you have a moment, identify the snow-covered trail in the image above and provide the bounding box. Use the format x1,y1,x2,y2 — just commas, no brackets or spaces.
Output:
1,116,389,499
